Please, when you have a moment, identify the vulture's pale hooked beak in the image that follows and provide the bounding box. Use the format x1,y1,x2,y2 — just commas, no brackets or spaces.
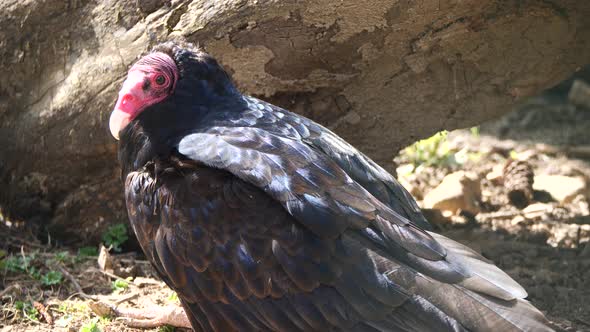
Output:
109,71,147,140
109,108,132,140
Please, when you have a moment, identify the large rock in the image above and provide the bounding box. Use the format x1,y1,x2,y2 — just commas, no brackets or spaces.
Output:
533,175,588,204
423,171,481,215
1,0,589,242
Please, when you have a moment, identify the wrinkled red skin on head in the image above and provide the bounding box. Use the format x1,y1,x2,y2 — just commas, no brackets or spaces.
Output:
110,52,178,139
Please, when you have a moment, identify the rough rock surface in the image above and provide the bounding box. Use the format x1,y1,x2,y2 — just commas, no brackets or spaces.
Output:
1,0,589,242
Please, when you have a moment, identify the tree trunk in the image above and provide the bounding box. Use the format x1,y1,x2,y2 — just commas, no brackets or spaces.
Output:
1,0,588,243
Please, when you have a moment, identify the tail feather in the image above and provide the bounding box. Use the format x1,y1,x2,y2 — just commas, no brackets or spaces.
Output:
372,295,469,332
429,232,528,301
386,262,553,332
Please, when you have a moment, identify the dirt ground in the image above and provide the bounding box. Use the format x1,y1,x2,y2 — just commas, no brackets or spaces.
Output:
396,130,590,331
1,130,590,332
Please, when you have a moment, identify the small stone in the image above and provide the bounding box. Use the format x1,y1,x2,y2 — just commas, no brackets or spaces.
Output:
515,149,537,162
88,301,116,318
344,112,361,125
511,215,526,226
533,175,588,204
398,177,422,200
522,202,553,219
572,194,590,215
486,164,504,183
423,171,481,215
450,214,470,225
396,164,415,177
568,79,590,108
442,210,454,218
404,53,428,73
481,189,493,198
115,264,139,278
134,276,165,287
335,95,351,112
421,208,452,226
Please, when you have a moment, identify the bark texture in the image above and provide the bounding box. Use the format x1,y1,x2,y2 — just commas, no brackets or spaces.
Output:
1,0,589,242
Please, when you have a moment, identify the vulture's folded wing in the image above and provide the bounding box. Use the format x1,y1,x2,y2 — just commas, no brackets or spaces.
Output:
178,126,528,299
238,96,431,229
176,101,552,331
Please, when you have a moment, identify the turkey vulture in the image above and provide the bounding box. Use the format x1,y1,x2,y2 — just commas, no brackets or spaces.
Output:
110,42,553,332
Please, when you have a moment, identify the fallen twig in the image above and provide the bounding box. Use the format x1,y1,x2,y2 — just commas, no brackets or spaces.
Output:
114,292,140,305
118,258,152,265
477,210,523,220
56,265,96,301
89,267,127,281
477,205,551,221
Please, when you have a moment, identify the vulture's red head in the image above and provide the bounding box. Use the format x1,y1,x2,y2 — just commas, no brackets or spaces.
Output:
109,42,237,140
110,52,178,139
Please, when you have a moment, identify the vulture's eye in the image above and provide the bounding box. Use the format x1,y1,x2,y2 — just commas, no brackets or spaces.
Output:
155,75,166,86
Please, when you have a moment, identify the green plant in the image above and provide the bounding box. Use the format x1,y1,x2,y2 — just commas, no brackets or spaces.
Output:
111,278,131,292
41,270,63,286
2,255,33,273
402,131,455,168
28,266,42,280
15,301,39,321
400,130,485,172
0,252,67,287
102,224,128,252
3,256,23,272
54,251,71,263
454,148,483,165
54,314,74,328
57,301,88,314
159,325,176,332
167,291,179,303
76,246,99,263
78,246,99,258
80,318,101,332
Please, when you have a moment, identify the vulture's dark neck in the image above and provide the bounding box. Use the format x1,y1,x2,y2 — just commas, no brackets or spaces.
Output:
118,121,156,179
117,89,245,179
